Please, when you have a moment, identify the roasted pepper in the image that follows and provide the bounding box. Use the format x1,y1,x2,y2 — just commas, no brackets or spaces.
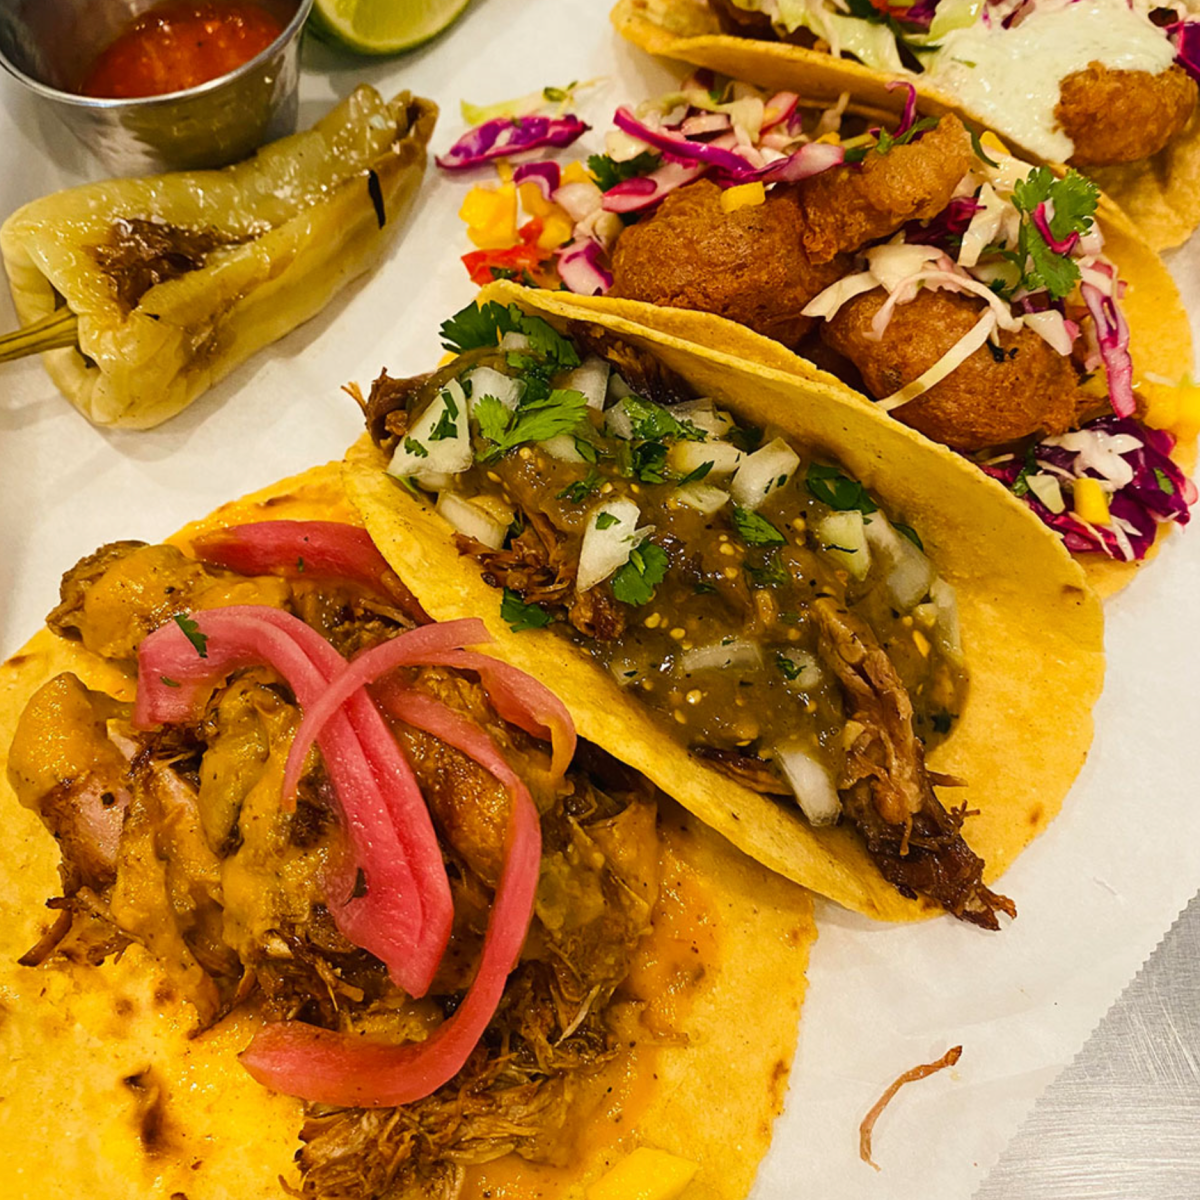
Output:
0,86,437,428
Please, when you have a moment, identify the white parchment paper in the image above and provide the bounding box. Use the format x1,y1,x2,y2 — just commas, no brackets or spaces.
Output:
1,2,1197,1195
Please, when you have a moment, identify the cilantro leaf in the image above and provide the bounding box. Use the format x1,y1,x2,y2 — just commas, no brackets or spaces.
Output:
517,308,581,367
595,511,619,530
745,550,789,588
731,504,786,546
173,614,209,659
473,395,512,444
439,300,519,352
557,467,602,504
894,522,924,551
676,460,714,487
479,389,590,458
775,652,806,682
1012,168,1098,301
872,116,938,158
622,396,705,442
805,463,879,513
631,441,668,484
611,542,669,606
588,150,662,192
501,588,553,632
429,401,459,441
403,436,428,459
1154,466,1176,495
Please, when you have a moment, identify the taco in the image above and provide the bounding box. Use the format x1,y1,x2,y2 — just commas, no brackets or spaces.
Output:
441,74,1196,592
344,282,1104,930
0,462,814,1199
611,0,1200,250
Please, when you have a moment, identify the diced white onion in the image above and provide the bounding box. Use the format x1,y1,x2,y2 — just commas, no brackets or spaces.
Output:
672,398,735,438
553,180,604,223
877,311,997,412
930,578,964,665
864,514,933,611
730,437,800,511
817,510,871,580
773,744,842,826
606,373,634,404
674,483,730,514
386,379,472,483
500,331,530,352
605,400,634,440
561,355,610,409
464,366,521,413
679,639,763,673
541,434,586,463
576,208,624,251
1027,472,1066,514
436,492,509,550
577,497,642,592
667,439,744,477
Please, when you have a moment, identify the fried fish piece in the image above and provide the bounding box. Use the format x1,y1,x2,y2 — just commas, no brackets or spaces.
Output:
1056,62,1198,167
609,179,850,346
821,288,1088,451
794,114,975,263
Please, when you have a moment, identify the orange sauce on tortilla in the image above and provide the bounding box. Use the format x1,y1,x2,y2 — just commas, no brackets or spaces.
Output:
461,825,719,1197
81,1,284,99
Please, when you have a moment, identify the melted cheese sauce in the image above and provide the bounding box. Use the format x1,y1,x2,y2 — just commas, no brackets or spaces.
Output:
927,0,1177,161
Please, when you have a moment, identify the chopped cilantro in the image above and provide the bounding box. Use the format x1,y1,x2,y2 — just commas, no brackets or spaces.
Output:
731,504,786,546
728,424,763,453
557,468,602,504
521,313,581,367
969,127,1000,168
676,460,714,487
894,522,924,551
1010,445,1039,498
745,550,789,588
588,150,662,192
1012,168,1098,301
779,610,800,625
439,301,580,367
296,556,306,573
595,511,619,530
478,389,590,458
543,81,576,103
775,653,807,682
805,463,879,513
873,116,938,157
429,408,458,441
611,541,669,606
631,441,669,484
623,396,704,442
573,436,600,463
173,614,208,659
404,437,429,459
501,588,553,632
160,676,181,688
1154,466,1176,495
842,0,941,53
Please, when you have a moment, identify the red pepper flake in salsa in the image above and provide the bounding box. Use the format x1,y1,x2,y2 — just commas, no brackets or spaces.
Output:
81,1,284,99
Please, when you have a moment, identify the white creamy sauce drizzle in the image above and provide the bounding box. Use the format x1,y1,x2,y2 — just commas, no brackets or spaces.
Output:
927,0,1177,161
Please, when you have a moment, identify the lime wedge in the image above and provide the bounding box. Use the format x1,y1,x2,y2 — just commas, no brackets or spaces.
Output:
311,0,472,55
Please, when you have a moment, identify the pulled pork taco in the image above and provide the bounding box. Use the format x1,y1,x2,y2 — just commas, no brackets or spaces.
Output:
0,463,814,1199
442,72,1196,592
611,0,1200,250
344,283,1105,929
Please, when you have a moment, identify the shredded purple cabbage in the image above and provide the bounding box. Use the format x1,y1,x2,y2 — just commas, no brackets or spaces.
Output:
1171,19,1200,82
904,197,983,246
887,80,919,137
602,160,708,213
512,161,561,200
979,416,1195,560
436,115,589,171
1081,279,1136,418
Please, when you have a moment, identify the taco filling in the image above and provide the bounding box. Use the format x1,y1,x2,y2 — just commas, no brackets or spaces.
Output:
7,519,748,1198
443,74,1196,564
360,300,1014,928
684,0,1200,167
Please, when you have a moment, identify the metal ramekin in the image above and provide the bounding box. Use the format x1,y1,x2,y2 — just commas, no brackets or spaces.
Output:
0,0,314,175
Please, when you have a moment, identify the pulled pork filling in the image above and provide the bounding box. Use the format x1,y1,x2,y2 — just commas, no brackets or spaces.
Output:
362,303,1013,928
9,537,664,1199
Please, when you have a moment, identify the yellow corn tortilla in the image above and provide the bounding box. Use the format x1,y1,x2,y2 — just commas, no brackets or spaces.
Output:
612,0,1200,250
0,462,814,1200
344,281,1106,925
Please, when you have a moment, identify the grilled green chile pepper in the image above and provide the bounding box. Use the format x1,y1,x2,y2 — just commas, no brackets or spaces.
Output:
0,86,437,428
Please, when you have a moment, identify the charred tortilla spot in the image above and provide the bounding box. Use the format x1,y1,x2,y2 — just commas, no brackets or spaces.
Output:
114,996,135,1017
1029,804,1044,826
123,1069,169,1154
154,983,177,1006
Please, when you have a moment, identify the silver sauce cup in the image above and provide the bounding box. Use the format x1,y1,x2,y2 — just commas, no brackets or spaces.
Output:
0,0,314,175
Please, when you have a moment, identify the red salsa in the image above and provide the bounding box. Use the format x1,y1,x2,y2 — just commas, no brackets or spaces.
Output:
81,1,284,99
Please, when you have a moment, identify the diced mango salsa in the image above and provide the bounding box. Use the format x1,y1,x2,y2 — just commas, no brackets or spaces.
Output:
720,181,766,213
1073,476,1111,526
587,1147,699,1200
460,183,519,249
562,159,593,185
519,180,557,219
815,130,841,145
537,211,575,250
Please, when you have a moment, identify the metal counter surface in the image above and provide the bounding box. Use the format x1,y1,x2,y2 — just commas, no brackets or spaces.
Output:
978,890,1200,1199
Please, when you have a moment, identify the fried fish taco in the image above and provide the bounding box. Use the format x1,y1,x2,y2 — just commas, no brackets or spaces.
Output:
0,462,815,1199
611,0,1200,249
443,73,1196,592
344,283,1105,930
